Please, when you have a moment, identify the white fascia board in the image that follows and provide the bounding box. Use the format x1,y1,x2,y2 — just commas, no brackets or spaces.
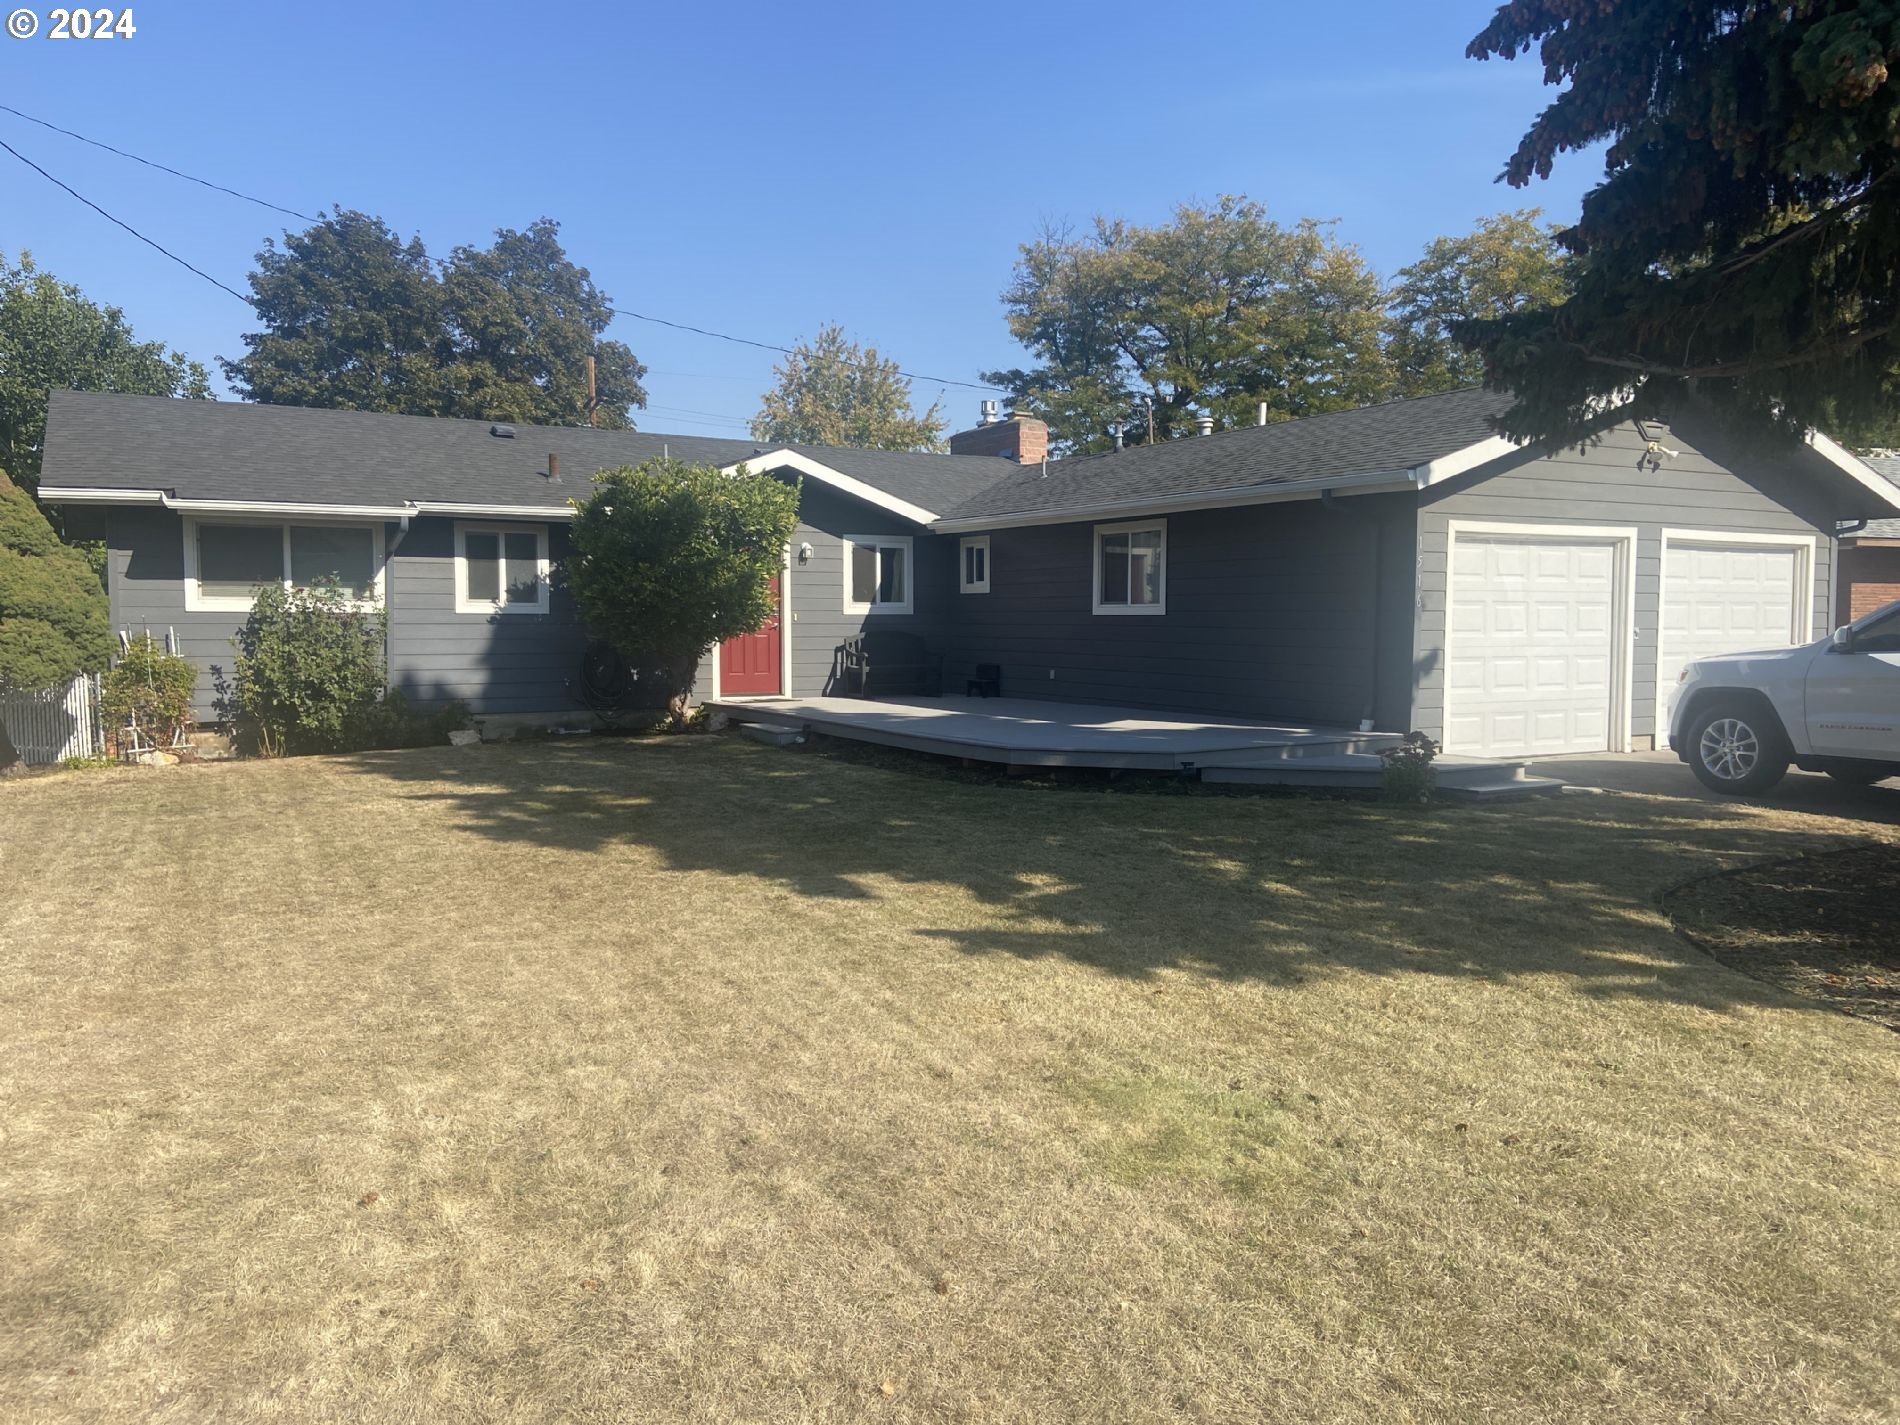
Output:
1408,435,1526,488
724,449,939,525
928,469,1415,534
1807,430,1900,512
34,486,166,504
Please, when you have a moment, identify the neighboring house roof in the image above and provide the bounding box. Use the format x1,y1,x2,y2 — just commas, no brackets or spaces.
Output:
933,387,1519,527
1861,456,1900,539
35,390,1019,523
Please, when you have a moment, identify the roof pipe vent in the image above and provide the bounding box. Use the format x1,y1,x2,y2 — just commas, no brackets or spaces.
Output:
1195,413,1214,437
1257,401,1269,427
978,399,999,427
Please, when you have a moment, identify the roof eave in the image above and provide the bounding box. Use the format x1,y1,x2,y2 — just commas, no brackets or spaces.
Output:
929,468,1419,533
36,488,577,521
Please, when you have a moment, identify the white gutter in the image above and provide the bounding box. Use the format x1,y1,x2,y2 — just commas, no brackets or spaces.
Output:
928,467,1417,533
34,486,166,504
36,488,577,521
412,501,574,520
165,496,418,519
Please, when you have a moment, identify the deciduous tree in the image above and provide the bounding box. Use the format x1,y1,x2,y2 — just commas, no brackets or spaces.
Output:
222,210,452,415
440,219,647,428
985,198,1394,454
1387,210,1569,396
565,458,800,725
1460,0,1900,447
224,213,648,428
1,252,211,493
751,324,945,451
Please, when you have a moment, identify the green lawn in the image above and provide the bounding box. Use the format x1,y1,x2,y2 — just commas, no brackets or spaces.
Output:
2,737,1897,1423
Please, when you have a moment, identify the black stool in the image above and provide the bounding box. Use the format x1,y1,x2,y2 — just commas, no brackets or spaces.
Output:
967,662,1001,698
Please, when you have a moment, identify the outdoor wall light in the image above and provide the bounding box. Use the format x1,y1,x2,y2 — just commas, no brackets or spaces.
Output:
797,542,813,564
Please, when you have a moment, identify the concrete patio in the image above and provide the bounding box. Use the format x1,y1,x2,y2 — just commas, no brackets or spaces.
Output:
704,694,1563,798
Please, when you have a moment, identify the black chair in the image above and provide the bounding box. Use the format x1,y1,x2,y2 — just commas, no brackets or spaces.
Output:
838,631,943,698
967,662,1001,698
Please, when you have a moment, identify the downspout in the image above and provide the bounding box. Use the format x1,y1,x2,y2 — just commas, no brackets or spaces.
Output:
382,511,416,699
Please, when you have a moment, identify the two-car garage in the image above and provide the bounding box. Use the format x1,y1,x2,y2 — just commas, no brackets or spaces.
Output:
1442,523,1815,759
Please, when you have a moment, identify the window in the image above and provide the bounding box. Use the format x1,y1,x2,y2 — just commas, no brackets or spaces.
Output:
1093,520,1166,615
844,535,913,614
1853,602,1900,653
185,518,384,612
959,535,990,594
455,523,549,614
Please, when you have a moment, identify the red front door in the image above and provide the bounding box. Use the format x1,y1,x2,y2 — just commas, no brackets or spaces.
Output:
719,575,782,695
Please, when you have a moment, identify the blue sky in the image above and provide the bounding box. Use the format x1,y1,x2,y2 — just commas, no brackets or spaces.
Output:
2,0,1600,438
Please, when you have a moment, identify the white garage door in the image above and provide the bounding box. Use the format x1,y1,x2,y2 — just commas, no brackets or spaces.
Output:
1658,541,1802,719
1447,535,1621,757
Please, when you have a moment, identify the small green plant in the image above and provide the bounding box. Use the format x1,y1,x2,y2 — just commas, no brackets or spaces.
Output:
1380,731,1439,804
58,753,112,772
225,580,389,756
101,634,198,752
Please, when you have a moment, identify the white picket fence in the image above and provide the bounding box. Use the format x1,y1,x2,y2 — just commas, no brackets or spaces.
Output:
0,673,105,764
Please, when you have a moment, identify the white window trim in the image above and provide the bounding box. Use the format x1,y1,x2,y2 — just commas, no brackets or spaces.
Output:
959,535,991,594
842,534,915,615
1092,518,1167,616
183,514,386,614
455,521,551,615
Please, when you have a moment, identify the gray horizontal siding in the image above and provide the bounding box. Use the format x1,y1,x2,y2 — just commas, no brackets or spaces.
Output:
937,495,1417,729
1413,422,1840,745
386,518,588,716
108,506,248,720
104,508,590,721
783,485,945,697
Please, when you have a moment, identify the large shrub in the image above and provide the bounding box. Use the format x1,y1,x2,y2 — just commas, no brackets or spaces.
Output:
0,468,111,771
227,580,390,755
565,457,801,724
101,634,197,750
223,580,471,755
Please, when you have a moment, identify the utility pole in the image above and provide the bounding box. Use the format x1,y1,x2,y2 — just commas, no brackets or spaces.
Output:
585,355,597,428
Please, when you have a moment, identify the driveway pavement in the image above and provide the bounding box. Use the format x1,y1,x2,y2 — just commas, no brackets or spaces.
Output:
1534,750,1900,826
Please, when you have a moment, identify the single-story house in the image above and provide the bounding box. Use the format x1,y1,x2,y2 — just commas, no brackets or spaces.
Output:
1839,455,1900,624
37,385,1900,758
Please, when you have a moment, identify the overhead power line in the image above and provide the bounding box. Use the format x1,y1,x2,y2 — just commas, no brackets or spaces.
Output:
0,136,255,306
0,102,318,223
0,103,1007,394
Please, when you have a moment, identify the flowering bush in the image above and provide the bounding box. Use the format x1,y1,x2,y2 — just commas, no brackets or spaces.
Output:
1380,731,1439,804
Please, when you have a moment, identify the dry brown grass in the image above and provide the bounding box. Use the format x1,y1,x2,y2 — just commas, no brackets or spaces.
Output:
2,737,1898,1423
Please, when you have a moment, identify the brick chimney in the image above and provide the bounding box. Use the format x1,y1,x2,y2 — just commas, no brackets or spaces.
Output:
949,402,1049,463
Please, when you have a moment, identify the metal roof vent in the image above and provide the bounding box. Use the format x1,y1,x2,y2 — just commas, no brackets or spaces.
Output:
490,424,516,439
1195,413,1214,437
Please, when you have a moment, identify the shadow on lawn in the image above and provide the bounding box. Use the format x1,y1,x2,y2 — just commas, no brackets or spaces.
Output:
341,736,1873,1014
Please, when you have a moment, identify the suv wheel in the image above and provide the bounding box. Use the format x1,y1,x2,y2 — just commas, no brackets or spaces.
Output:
1687,700,1790,795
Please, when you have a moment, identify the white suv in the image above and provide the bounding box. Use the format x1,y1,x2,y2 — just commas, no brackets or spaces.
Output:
1667,598,1900,794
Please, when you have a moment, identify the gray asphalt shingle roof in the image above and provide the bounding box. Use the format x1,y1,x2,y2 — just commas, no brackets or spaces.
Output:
36,390,1022,519
934,386,1518,522
1863,456,1900,538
